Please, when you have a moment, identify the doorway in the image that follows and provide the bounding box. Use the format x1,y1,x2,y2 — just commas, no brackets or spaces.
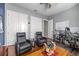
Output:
44,20,48,37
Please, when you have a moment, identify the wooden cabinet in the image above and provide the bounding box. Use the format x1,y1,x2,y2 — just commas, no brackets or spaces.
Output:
0,46,8,56
0,45,16,56
0,46,4,56
7,45,16,56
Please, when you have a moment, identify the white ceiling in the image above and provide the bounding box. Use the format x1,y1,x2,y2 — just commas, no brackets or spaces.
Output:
14,3,77,17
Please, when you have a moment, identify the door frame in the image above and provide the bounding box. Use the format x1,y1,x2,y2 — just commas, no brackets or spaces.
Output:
43,19,48,37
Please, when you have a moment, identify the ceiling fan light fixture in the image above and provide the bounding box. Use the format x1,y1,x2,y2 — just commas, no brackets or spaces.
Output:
40,3,52,9
46,4,51,8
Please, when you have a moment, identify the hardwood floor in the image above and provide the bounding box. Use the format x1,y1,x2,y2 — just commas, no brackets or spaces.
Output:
0,44,72,56
22,45,71,56
21,45,43,56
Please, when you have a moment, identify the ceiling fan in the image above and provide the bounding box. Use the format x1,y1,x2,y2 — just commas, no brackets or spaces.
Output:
33,3,52,13
40,3,52,9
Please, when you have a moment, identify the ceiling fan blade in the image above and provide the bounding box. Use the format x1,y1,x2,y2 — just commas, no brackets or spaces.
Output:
40,3,52,8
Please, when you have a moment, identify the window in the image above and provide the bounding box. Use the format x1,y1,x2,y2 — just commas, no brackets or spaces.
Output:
30,16,42,39
55,20,69,30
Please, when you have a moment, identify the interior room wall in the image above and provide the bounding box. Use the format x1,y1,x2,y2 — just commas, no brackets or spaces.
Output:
6,3,48,19
5,4,45,45
5,9,43,45
5,10,29,45
53,4,79,33
30,16,42,39
0,3,5,45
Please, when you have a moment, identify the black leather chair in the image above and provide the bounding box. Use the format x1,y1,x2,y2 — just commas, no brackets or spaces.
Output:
16,32,32,55
75,38,79,48
35,32,47,47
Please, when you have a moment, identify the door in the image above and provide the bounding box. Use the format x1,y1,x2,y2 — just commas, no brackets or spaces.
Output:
44,20,48,37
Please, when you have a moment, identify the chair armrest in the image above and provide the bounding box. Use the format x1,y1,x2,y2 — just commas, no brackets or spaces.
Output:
42,37,47,39
26,40,32,46
26,40,31,43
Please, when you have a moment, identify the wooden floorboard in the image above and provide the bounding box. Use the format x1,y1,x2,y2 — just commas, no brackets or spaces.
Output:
22,45,71,56
21,45,43,56
0,43,74,56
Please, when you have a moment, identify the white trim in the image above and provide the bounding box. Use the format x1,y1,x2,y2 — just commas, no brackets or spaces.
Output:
43,19,48,37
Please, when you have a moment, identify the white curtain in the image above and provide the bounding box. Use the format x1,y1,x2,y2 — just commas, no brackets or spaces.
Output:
6,10,28,45
48,19,53,38
30,16,42,39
